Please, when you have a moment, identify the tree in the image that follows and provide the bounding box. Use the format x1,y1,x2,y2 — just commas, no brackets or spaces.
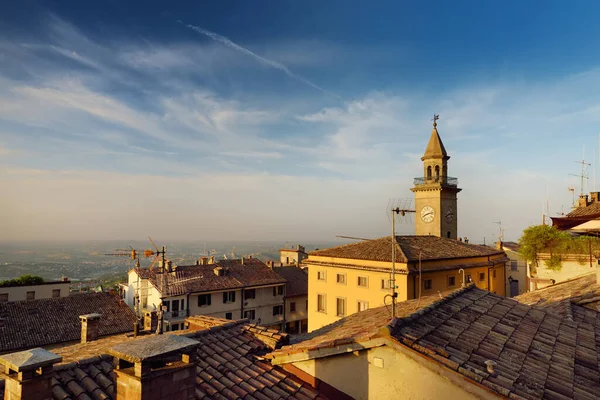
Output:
518,225,570,272
0,274,44,287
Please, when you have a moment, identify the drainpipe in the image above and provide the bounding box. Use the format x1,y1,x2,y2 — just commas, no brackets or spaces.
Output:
282,284,287,332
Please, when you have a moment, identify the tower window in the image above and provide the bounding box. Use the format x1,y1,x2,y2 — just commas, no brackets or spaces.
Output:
447,231,451,238
435,165,440,180
427,166,432,180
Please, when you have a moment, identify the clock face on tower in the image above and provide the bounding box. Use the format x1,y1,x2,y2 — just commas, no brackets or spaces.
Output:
420,206,435,223
445,205,454,223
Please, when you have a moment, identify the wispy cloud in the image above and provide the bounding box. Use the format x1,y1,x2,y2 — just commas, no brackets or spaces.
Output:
179,21,342,101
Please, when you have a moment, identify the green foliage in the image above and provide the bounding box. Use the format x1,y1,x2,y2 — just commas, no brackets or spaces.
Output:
0,274,45,287
518,225,600,271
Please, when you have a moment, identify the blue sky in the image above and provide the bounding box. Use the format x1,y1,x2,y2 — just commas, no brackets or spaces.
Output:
3,1,600,242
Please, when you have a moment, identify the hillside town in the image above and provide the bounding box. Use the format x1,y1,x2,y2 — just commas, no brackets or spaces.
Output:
2,121,600,399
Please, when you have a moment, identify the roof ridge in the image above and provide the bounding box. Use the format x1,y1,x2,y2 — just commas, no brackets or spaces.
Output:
388,284,477,331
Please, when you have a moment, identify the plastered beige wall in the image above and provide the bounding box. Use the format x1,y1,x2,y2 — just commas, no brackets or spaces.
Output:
291,345,492,400
0,282,70,302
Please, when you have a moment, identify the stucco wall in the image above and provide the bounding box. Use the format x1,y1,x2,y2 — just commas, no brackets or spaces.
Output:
291,345,494,400
308,264,408,331
503,249,528,296
286,294,307,322
0,281,70,302
534,255,596,289
308,257,505,332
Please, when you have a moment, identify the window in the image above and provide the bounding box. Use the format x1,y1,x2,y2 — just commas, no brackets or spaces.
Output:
381,279,391,290
225,312,233,320
493,269,497,278
172,323,179,331
427,166,432,180
273,305,283,316
511,261,518,271
0,294,7,303
317,294,326,313
336,274,346,284
448,276,456,287
358,276,368,287
306,299,308,311
26,291,35,300
423,279,432,290
357,301,368,312
223,291,236,303
52,289,61,298
435,165,440,180
181,299,185,310
198,294,211,307
317,271,326,281
447,231,451,238
336,298,346,317
245,289,256,300
273,286,284,296
163,300,170,312
244,310,255,320
479,272,485,282
290,302,296,312
467,274,473,283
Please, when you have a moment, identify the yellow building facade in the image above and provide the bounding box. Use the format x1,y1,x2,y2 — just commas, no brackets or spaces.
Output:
305,119,508,332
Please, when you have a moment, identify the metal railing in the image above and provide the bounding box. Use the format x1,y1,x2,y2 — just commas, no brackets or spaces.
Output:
413,176,458,187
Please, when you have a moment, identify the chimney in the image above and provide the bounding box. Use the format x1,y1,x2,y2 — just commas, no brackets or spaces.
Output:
578,194,590,208
80,313,101,343
0,348,62,400
143,311,158,332
167,261,173,272
109,335,198,400
200,257,208,265
241,257,245,265
195,260,199,266
464,237,469,244
591,192,600,203
209,256,214,264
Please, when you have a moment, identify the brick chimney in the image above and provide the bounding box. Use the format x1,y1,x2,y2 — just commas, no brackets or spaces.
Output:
0,348,62,400
200,257,208,265
80,313,101,343
109,335,198,400
143,311,158,332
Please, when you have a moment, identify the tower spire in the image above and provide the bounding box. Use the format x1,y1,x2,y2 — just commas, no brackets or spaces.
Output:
422,114,448,161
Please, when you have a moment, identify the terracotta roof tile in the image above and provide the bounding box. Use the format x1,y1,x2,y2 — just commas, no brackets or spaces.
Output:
0,316,328,400
309,235,504,264
135,258,286,296
271,266,308,297
0,292,136,353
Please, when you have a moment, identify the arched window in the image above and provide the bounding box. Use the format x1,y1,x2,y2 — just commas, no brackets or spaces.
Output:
435,165,440,180
447,231,451,238
426,166,432,180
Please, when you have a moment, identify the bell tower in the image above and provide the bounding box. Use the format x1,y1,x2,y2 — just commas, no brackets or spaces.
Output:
410,115,462,239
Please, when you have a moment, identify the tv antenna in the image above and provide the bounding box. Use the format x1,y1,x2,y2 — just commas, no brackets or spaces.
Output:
568,186,576,209
386,198,415,318
569,148,591,196
493,221,504,243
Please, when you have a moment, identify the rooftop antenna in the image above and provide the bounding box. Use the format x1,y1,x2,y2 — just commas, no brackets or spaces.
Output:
493,221,504,243
569,146,591,196
387,198,416,318
568,186,576,209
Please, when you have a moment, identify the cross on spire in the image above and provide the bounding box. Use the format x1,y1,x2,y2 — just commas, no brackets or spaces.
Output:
432,114,439,128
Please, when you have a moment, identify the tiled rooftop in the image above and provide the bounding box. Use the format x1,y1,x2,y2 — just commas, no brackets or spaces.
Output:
0,291,137,353
270,285,600,399
567,201,600,218
270,288,458,357
515,272,600,315
308,235,504,264
135,258,287,296
0,316,327,400
271,266,308,297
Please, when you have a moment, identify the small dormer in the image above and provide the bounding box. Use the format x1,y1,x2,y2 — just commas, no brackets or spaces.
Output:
213,267,227,276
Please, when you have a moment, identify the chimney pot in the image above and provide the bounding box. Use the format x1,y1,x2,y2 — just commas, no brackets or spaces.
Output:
79,313,101,343
485,360,497,375
0,348,62,400
209,256,214,264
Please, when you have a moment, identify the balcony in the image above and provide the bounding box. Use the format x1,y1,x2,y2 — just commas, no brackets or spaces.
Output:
413,176,458,187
